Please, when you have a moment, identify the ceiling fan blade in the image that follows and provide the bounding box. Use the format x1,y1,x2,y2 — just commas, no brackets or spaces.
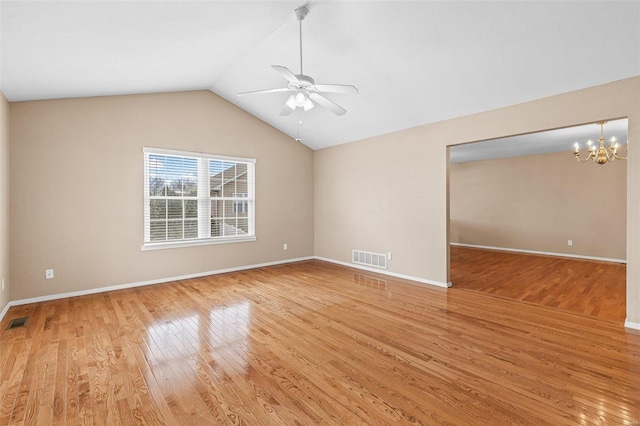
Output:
308,93,347,116
279,103,294,116
272,65,300,84
237,87,293,96
314,84,359,95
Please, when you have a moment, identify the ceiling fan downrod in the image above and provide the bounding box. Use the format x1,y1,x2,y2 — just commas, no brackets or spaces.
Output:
295,6,309,76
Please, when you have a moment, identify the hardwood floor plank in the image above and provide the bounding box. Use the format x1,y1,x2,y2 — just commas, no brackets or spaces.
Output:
64,331,81,426
129,298,214,424
450,245,626,322
8,305,48,425
1,260,639,425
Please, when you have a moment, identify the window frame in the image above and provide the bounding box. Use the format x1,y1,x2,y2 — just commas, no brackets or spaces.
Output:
142,147,256,251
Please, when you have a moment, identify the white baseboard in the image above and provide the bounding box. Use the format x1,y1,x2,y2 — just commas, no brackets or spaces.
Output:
625,320,640,331
3,255,636,330
3,256,314,314
314,256,451,288
0,301,11,323
450,242,626,264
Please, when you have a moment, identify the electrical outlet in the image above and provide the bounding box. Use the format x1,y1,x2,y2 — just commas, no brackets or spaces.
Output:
568,240,573,246
387,252,392,260
284,243,288,250
45,269,54,280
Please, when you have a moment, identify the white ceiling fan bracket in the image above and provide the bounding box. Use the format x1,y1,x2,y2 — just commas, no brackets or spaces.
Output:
295,6,309,21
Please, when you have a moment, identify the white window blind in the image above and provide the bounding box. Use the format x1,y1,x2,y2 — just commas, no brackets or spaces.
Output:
143,147,255,250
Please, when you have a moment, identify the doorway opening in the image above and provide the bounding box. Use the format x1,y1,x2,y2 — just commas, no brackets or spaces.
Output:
447,119,628,322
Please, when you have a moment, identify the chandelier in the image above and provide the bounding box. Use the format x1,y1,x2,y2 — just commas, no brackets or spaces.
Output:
574,121,628,165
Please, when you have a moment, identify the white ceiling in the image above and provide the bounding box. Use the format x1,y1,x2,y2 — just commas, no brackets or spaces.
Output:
1,1,639,151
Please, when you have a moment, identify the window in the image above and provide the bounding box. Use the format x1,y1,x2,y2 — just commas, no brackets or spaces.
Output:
143,147,255,250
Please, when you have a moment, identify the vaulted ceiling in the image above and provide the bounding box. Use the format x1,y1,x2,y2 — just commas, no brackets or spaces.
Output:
1,1,639,151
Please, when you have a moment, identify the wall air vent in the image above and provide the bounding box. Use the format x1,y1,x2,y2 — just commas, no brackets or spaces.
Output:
352,250,388,269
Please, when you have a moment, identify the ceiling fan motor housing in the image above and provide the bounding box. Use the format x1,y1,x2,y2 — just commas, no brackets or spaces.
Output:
289,74,315,91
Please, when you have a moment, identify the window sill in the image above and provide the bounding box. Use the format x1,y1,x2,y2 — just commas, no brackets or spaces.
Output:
141,235,256,251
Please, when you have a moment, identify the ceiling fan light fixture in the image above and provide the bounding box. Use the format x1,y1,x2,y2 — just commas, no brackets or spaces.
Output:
286,92,314,112
285,94,297,110
303,97,314,111
295,92,306,107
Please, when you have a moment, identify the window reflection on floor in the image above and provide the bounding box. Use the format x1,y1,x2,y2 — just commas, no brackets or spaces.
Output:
145,301,252,378
208,301,251,375
353,273,392,298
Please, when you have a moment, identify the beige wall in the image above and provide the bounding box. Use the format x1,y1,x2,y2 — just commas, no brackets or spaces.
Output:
314,126,450,284
0,91,9,312
10,90,314,300
450,151,626,260
6,77,640,324
314,76,640,323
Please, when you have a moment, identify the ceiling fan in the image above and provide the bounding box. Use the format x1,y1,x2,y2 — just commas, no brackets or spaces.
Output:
237,6,358,116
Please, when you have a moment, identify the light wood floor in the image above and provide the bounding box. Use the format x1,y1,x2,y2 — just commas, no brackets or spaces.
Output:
1,260,639,425
450,245,627,322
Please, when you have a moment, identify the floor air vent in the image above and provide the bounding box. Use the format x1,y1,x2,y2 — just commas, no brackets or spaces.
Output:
352,250,388,269
6,317,29,330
